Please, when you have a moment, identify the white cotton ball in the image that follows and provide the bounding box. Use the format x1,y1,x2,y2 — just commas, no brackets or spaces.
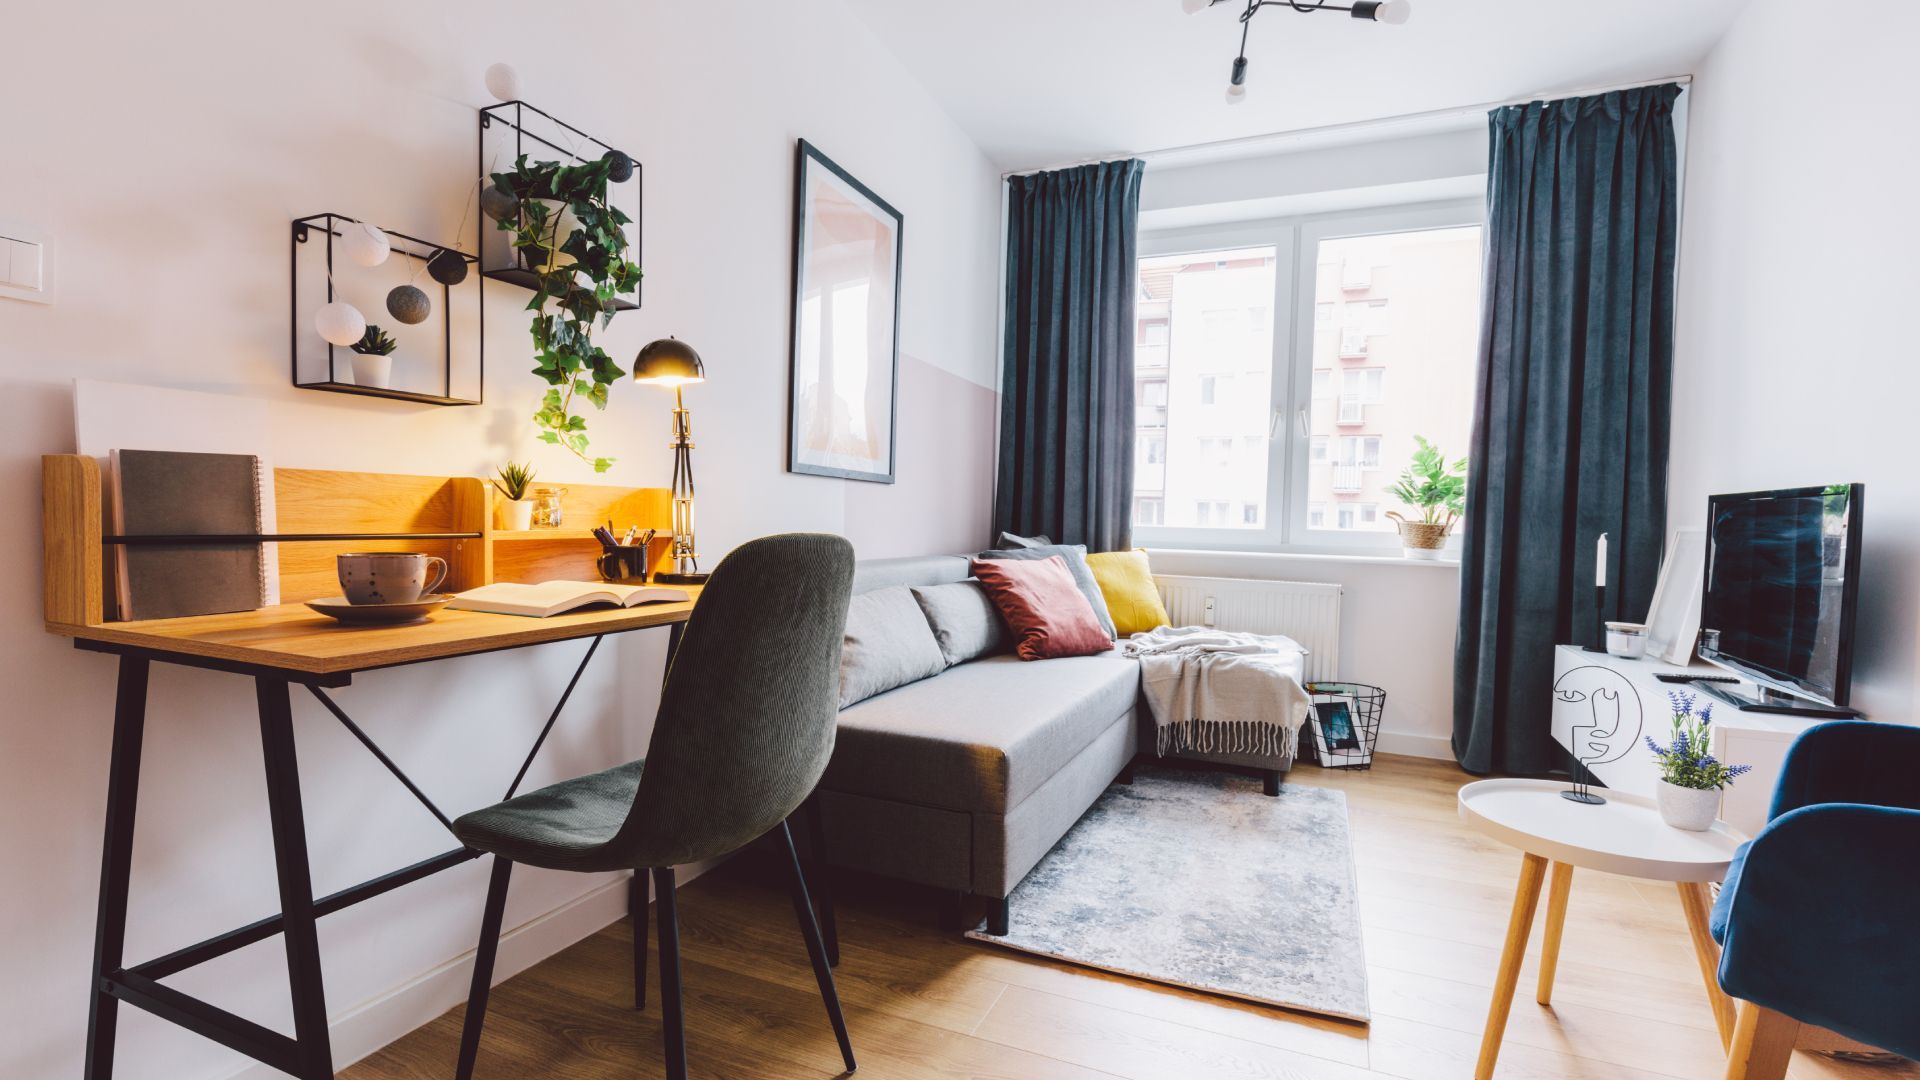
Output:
315,301,367,347
340,222,390,268
484,63,522,102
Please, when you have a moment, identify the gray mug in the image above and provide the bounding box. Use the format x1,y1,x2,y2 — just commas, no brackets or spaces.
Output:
337,552,448,605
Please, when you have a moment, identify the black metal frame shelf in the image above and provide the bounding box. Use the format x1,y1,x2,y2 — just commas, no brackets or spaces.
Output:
290,212,484,406
478,100,642,311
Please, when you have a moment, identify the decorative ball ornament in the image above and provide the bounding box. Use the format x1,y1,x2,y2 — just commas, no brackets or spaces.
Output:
427,248,469,286
480,183,520,223
340,221,391,268
315,302,367,346
601,149,634,184
483,63,522,102
386,285,431,325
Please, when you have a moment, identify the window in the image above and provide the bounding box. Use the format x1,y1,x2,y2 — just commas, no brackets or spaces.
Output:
1132,209,1483,550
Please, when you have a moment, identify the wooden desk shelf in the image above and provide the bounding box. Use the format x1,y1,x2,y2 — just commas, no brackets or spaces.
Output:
41,454,674,632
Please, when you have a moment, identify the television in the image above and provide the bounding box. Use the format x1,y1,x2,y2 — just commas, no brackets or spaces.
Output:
1697,484,1863,712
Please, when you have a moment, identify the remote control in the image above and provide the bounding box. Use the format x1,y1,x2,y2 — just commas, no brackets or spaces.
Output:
1654,673,1739,684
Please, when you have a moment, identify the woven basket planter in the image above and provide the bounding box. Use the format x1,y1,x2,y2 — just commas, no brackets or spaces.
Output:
1387,513,1452,560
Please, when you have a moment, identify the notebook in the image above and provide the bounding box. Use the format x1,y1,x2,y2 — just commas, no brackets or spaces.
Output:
109,449,269,620
447,580,689,618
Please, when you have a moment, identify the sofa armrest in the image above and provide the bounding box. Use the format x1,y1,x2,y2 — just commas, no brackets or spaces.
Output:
1768,720,1920,820
1717,803,1920,1059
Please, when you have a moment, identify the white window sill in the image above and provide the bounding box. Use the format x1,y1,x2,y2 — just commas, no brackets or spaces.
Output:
1142,546,1463,570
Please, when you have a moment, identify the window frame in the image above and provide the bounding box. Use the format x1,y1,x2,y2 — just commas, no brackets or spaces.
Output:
1132,199,1484,556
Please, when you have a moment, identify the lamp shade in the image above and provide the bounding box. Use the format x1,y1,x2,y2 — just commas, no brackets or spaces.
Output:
632,337,706,385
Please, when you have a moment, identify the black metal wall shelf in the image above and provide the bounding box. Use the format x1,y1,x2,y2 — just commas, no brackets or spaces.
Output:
477,101,642,310
290,212,484,406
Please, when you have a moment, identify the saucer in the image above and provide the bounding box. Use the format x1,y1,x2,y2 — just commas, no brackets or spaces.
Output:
306,595,453,625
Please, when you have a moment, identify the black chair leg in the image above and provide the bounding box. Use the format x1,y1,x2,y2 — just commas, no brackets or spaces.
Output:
653,866,687,1080
631,872,648,1010
1263,769,1283,797
778,821,857,1073
456,856,513,1080
986,897,1011,936
803,794,841,966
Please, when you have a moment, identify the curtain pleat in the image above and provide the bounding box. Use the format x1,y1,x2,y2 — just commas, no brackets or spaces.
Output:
1453,86,1681,775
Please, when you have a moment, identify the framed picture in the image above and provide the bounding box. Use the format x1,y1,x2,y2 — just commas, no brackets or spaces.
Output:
787,139,903,484
1644,526,1707,665
1310,698,1371,767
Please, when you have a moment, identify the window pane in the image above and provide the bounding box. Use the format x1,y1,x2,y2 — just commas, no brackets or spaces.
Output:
1306,226,1481,534
1134,246,1276,529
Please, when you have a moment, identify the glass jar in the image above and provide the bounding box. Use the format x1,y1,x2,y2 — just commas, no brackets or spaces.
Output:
530,486,567,528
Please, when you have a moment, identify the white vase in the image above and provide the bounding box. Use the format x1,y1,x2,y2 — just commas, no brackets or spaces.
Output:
349,353,392,389
497,498,535,532
1656,780,1721,831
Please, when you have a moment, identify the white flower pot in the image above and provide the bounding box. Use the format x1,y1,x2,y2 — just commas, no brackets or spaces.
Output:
349,354,392,389
497,498,535,532
1656,780,1721,831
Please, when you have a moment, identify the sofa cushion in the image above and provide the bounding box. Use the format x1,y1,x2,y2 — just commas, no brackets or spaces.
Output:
1085,549,1171,636
826,652,1140,814
971,556,1114,661
839,586,947,708
910,581,1007,667
975,542,1118,639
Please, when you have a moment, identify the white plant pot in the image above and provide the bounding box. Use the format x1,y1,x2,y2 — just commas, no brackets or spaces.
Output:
1656,780,1721,831
497,498,535,532
1401,544,1442,561
349,354,392,389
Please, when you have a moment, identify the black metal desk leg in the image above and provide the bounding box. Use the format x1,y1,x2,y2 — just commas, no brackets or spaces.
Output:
256,677,335,1079
84,655,150,1080
665,621,685,678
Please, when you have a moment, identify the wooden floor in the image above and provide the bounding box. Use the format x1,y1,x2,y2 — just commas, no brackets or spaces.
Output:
345,755,1913,1079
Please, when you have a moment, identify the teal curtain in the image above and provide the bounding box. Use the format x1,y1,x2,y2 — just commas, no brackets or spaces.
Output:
995,159,1145,553
1453,85,1681,775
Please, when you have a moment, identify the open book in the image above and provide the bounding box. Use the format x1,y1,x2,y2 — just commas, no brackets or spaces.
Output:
447,580,690,618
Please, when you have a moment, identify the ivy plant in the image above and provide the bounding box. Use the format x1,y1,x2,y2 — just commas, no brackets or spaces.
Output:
487,154,642,472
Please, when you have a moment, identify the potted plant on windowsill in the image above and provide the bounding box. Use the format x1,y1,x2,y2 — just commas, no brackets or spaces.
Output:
1644,692,1752,831
348,325,397,390
492,461,537,531
1385,435,1466,559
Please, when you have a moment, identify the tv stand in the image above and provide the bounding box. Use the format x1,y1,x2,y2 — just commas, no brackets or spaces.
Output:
1694,680,1861,720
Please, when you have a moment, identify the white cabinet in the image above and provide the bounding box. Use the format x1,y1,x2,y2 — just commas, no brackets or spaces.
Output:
1549,645,1820,837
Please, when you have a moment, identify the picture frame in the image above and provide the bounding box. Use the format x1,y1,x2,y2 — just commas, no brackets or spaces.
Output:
1644,526,1708,665
787,139,904,484
1310,697,1371,767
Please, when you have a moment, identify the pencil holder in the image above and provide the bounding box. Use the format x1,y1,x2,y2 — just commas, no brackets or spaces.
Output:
595,547,650,584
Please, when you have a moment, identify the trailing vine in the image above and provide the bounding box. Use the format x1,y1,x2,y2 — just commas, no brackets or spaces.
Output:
486,154,642,472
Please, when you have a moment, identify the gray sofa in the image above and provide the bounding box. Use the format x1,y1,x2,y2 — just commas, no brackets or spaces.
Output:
815,555,1143,935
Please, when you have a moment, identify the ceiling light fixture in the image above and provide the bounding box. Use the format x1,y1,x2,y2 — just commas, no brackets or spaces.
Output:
1187,0,1412,104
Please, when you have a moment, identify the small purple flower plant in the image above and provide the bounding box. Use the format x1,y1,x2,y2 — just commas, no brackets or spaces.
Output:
1645,692,1752,791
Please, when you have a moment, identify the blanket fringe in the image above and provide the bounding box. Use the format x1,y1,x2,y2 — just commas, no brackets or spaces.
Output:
1158,718,1299,761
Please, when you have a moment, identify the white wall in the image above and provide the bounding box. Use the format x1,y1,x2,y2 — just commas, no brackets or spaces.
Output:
0,3,1000,1077
1672,0,1920,723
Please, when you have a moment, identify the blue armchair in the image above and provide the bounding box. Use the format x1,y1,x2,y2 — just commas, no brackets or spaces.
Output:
1711,720,1920,1077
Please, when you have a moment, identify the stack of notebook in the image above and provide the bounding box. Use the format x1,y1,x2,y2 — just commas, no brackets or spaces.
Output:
108,449,278,620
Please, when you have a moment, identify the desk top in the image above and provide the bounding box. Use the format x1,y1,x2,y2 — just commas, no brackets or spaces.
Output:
1458,778,1745,882
47,589,698,678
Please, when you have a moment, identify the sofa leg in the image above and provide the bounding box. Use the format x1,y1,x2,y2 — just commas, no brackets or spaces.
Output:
1263,769,1282,796
986,897,1010,936
939,891,965,934
1118,759,1136,785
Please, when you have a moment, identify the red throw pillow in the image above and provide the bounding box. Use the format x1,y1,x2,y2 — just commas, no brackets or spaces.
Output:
970,556,1113,661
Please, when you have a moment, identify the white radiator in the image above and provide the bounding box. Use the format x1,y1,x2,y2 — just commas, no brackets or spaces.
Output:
1152,575,1342,684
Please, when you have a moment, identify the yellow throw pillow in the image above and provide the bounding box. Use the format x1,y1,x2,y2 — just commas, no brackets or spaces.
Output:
1085,549,1170,637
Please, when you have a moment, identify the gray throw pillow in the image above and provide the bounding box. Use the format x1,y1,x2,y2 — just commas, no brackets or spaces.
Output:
910,581,1008,667
995,531,1054,549
839,586,948,708
974,543,1117,640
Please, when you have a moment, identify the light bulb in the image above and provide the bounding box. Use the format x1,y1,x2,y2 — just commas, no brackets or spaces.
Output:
1377,0,1411,24
314,302,366,347
340,221,390,268
1225,82,1247,105
1181,0,1212,13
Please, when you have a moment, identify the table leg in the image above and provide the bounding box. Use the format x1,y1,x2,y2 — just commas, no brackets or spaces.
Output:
1678,881,1738,1050
1475,852,1548,1080
256,677,335,1079
84,656,150,1080
1535,861,1575,1006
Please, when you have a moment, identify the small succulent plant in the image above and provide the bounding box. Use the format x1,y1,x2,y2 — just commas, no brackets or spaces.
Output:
350,325,397,356
493,461,536,501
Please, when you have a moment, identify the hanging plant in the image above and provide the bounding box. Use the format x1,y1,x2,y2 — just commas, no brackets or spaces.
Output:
487,153,642,472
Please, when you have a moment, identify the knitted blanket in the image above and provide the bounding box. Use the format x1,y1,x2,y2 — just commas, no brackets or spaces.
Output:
1123,626,1313,759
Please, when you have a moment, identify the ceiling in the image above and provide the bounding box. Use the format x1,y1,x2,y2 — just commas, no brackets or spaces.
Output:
843,0,1748,171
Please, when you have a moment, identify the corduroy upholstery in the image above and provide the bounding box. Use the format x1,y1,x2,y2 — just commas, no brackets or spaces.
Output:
453,533,855,872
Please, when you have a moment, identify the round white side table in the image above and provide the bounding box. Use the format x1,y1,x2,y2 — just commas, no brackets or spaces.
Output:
1457,779,1748,1079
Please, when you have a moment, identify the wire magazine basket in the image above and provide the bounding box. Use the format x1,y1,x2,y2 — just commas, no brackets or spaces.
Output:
1303,682,1386,770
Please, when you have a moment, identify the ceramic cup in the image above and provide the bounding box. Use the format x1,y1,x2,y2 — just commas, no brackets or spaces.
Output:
337,552,447,606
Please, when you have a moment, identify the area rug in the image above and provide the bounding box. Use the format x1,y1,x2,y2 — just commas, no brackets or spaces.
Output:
965,766,1370,1022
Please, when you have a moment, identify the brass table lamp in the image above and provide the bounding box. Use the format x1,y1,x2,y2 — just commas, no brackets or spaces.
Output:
633,337,708,584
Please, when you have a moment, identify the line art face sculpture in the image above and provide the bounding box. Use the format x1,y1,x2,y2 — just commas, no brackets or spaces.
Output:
1552,666,1644,804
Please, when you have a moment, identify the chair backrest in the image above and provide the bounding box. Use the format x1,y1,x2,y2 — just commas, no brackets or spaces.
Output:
614,532,854,867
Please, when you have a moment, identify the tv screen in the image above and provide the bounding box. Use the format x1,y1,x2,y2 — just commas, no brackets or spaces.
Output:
1699,485,1862,706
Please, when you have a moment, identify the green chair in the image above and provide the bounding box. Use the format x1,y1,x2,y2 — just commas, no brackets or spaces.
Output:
450,533,857,1079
